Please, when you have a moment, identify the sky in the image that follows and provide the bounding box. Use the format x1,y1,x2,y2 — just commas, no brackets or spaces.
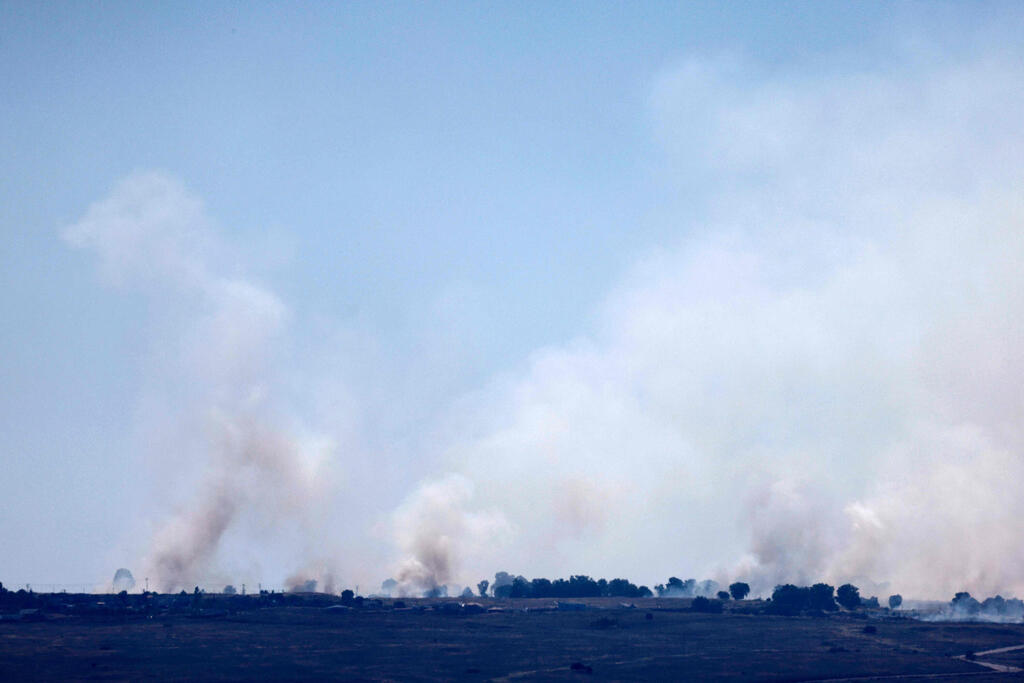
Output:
3,1,1024,597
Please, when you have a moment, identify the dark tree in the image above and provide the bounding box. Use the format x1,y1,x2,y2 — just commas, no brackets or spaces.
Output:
509,576,532,598
808,583,837,611
888,594,902,609
341,589,354,604
717,591,730,601
568,575,600,597
769,584,809,615
836,584,861,610
607,578,641,598
477,580,489,598
531,578,552,597
461,587,474,598
638,585,653,598
654,583,666,597
729,582,750,600
223,585,237,595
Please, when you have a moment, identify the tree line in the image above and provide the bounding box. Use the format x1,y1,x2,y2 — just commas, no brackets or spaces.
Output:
476,572,753,601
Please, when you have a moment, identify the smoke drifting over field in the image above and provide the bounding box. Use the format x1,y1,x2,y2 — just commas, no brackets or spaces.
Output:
64,174,335,591
390,475,511,596
67,49,1024,599
390,53,1024,599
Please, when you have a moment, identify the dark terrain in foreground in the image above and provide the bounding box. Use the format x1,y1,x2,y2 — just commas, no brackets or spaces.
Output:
4,597,1024,681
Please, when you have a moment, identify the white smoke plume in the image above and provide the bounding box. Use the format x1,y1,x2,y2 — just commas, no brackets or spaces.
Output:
65,173,335,591
390,474,511,596
390,51,1024,599
65,44,1024,602
285,561,339,594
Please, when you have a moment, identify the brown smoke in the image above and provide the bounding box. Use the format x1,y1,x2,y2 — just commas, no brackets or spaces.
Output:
66,173,336,592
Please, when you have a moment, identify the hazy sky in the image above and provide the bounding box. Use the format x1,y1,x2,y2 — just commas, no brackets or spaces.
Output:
4,2,1024,595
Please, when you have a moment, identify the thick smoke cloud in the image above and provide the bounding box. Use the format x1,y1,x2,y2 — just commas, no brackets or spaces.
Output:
65,47,1024,601
391,53,1024,599
390,475,510,596
65,173,335,591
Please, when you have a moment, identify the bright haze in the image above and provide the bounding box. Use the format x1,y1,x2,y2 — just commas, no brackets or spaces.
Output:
3,2,1024,599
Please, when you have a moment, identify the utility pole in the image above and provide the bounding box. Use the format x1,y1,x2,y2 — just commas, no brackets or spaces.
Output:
145,577,149,592
242,583,246,596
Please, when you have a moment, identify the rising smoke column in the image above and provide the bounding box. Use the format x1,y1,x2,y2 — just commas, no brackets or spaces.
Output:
390,474,511,596
390,52,1024,598
64,173,334,591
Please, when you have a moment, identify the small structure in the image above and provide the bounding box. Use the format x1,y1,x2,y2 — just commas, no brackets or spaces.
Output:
112,568,135,592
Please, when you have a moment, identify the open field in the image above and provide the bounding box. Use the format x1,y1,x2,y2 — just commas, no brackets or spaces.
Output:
4,598,1024,680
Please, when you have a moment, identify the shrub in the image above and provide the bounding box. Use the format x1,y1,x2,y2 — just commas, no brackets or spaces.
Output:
952,592,981,615
690,596,723,613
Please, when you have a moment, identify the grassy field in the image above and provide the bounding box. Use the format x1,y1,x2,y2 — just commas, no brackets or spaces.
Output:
3,599,1024,680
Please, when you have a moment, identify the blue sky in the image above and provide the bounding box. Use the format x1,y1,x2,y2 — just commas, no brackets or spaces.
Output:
3,2,1024,594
